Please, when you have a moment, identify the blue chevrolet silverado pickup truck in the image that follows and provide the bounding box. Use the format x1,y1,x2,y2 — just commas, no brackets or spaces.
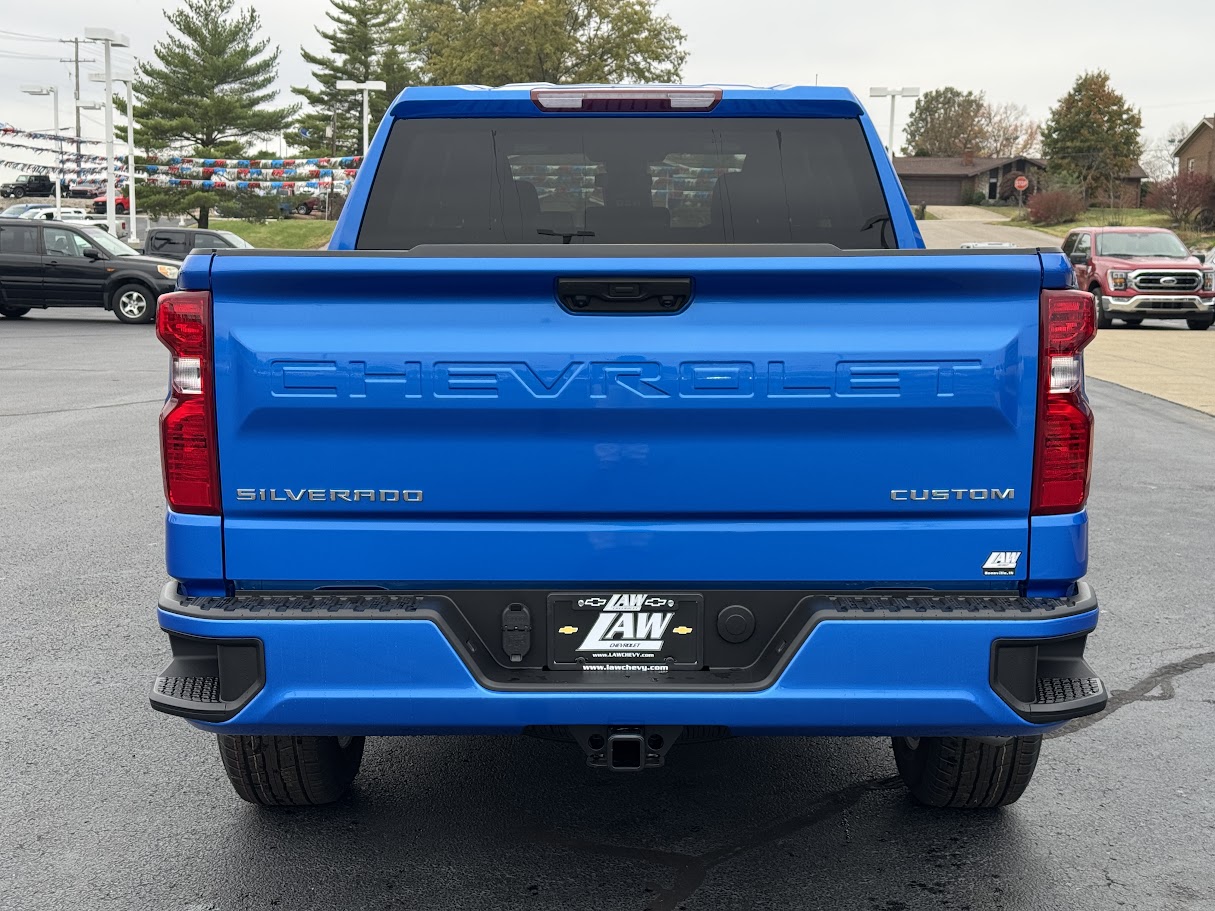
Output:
150,84,1105,809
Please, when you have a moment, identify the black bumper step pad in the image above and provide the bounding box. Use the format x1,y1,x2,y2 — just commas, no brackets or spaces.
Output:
154,675,221,704
1035,676,1103,705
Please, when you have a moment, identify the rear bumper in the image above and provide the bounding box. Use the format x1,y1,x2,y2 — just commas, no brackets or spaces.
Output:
151,582,1105,737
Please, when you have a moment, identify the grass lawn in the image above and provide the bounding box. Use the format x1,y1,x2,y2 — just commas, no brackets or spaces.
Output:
212,217,334,249
1005,208,1215,248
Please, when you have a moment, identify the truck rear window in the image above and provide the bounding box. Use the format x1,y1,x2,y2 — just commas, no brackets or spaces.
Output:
357,117,892,250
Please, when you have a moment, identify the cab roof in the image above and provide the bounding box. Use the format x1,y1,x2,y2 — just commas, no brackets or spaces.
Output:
387,84,865,119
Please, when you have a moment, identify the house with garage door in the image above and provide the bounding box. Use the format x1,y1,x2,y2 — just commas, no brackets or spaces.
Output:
894,153,1046,205
894,153,1147,206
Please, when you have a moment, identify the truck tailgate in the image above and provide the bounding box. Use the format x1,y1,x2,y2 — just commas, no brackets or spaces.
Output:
207,250,1044,586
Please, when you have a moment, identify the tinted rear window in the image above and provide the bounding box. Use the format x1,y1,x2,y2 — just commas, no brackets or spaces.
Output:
357,117,891,249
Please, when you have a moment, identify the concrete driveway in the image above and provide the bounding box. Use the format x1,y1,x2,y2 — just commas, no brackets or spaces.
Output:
919,207,1058,249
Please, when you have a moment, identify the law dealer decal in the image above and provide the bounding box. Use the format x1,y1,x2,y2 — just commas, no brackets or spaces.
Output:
982,551,1023,576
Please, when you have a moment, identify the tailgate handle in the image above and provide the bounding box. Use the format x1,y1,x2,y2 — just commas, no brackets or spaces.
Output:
556,277,692,315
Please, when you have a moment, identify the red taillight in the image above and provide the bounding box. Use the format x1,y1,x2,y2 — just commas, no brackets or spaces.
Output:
156,289,208,357
1032,290,1096,515
156,290,219,514
1044,287,1097,356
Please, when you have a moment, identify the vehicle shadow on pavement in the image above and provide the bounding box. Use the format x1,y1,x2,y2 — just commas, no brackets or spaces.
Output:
206,735,1053,911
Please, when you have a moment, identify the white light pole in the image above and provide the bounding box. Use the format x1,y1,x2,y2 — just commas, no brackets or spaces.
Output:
869,86,920,161
84,27,130,237
90,70,137,243
335,80,387,155
73,101,103,211
21,85,62,218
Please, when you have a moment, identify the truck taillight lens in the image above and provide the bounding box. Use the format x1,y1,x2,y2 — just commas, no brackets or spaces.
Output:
1033,289,1095,515
156,290,219,514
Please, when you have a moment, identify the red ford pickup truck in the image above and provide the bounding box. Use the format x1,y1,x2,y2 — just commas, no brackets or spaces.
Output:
1063,226,1214,330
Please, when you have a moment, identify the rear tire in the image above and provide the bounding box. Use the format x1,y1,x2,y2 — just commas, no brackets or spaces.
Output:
1187,317,1213,330
217,734,365,806
111,283,155,323
892,735,1042,808
0,305,31,318
1093,290,1113,329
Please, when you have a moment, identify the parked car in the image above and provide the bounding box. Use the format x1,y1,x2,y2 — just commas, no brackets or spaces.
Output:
148,84,1107,810
280,195,320,216
1,173,56,199
1,202,56,218
1064,226,1215,330
0,217,179,323
67,178,105,199
18,207,89,220
139,226,253,260
92,195,130,215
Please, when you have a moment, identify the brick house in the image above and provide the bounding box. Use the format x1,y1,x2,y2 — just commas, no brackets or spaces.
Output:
1175,118,1215,179
895,153,1147,206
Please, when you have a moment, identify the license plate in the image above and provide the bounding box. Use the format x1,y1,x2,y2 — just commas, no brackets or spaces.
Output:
548,592,702,670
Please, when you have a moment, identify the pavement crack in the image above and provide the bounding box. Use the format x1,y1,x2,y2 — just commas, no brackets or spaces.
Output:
0,398,163,418
525,775,900,911
1046,651,1215,740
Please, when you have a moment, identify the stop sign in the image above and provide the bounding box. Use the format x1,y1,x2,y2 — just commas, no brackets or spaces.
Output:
1014,175,1030,191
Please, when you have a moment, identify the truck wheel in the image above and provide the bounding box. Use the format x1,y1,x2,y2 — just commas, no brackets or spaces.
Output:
1093,290,1113,329
1122,318,1143,327
115,203,127,214
0,305,31,318
891,735,1042,808
217,734,366,806
1187,317,1213,330
296,203,310,216
111,283,155,323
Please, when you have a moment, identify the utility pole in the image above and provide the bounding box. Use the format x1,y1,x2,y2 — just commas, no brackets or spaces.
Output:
85,28,129,237
60,38,96,182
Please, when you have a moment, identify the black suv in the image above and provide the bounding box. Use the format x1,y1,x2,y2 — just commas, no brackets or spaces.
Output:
1,174,56,199
0,218,180,323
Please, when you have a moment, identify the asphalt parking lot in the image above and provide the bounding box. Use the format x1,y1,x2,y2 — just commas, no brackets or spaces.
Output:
2,310,1213,911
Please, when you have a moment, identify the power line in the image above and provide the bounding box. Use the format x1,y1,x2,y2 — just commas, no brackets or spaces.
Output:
0,49,61,60
0,28,60,42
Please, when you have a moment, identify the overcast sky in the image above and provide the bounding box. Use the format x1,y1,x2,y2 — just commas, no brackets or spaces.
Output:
2,0,1212,181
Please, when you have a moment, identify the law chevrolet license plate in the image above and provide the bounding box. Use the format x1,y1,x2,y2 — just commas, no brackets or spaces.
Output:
548,592,703,670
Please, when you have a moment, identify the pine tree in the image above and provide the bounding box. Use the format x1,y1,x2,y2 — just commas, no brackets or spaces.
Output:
293,0,415,156
119,0,297,226
124,0,296,151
